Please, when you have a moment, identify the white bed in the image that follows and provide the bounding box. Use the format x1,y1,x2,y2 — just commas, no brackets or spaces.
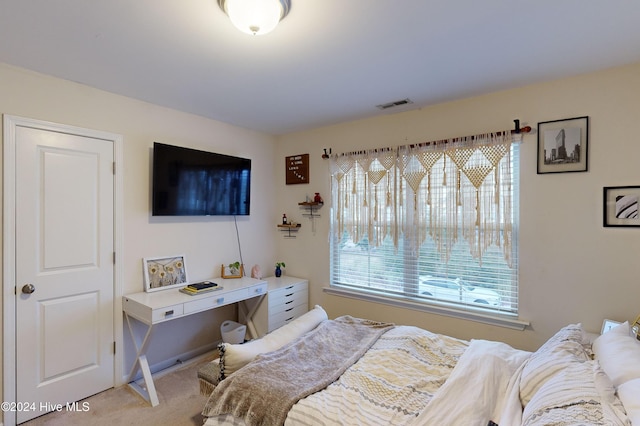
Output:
199,306,640,426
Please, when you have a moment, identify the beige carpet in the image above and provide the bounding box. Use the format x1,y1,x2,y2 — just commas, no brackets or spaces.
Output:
22,354,216,426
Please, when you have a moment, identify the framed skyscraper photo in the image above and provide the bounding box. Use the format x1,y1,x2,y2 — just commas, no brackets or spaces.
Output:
537,116,589,174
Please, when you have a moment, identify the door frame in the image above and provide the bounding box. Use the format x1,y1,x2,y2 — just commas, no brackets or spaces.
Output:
2,115,124,426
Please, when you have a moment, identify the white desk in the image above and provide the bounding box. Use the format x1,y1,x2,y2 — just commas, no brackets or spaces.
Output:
123,277,267,406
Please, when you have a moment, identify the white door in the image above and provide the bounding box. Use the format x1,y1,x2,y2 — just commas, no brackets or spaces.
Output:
13,121,115,423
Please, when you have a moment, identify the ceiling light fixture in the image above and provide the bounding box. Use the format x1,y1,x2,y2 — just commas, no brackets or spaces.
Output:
218,0,291,36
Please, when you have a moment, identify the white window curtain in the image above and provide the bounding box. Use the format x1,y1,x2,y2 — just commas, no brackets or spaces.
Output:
329,130,521,315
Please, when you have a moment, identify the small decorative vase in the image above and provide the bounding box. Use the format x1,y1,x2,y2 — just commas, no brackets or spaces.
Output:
275,266,282,277
314,192,323,203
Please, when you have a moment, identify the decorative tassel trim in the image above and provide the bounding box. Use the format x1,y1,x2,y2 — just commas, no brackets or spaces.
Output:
328,135,515,265
217,343,226,381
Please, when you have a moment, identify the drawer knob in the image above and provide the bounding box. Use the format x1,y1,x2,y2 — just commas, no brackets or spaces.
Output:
217,297,224,304
165,310,174,316
285,300,293,304
285,293,294,297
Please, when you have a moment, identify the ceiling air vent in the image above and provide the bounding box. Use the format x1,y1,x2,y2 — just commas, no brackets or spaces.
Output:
376,98,413,110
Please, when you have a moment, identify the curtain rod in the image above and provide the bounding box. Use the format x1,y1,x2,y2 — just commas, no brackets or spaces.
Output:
414,119,531,147
324,119,531,159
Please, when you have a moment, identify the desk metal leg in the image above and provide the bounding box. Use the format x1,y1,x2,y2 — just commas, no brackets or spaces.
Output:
125,314,160,406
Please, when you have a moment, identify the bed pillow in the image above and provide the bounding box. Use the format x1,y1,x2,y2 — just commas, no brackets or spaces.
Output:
218,304,328,380
522,360,628,426
519,323,591,407
592,321,640,388
617,378,640,425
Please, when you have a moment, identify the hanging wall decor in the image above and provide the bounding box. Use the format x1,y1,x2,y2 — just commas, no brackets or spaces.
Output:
537,116,589,174
286,154,309,184
603,185,640,227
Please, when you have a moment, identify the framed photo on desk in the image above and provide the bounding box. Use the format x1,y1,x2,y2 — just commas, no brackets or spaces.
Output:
143,255,188,292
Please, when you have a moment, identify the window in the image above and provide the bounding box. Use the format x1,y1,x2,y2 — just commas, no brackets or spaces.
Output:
329,133,520,321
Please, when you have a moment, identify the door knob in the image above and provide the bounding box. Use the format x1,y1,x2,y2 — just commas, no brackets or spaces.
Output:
21,284,35,294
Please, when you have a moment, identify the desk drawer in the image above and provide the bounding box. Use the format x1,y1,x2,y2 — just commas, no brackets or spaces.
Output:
151,304,184,322
268,283,308,308
184,289,245,315
123,278,268,326
249,284,267,297
270,291,307,316
270,303,308,331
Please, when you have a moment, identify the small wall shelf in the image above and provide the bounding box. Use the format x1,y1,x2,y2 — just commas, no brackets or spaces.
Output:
277,223,301,238
299,201,323,234
298,201,322,218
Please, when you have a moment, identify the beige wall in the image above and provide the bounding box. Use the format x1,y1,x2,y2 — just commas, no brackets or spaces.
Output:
276,62,640,352
0,62,280,402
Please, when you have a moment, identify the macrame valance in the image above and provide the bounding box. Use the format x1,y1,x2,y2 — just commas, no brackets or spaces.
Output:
329,131,522,265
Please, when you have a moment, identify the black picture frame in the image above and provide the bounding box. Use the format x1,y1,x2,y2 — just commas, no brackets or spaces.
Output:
603,186,640,227
537,116,589,174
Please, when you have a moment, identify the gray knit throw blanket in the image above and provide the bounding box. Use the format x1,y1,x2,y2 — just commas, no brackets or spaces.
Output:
201,315,394,426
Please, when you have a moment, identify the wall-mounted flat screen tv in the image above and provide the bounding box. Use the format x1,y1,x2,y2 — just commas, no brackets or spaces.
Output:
152,142,251,216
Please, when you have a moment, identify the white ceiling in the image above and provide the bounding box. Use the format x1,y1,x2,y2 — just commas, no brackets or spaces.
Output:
1,1,639,135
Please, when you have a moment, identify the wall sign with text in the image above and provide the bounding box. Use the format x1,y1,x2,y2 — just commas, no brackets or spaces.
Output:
286,154,309,185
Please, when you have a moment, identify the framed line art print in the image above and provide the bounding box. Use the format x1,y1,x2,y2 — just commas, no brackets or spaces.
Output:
603,186,640,227
143,254,189,292
537,116,589,174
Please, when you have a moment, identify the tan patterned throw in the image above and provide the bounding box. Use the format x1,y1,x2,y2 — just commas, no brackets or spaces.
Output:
201,316,393,426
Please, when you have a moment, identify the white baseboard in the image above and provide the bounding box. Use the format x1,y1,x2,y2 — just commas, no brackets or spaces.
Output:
120,340,220,384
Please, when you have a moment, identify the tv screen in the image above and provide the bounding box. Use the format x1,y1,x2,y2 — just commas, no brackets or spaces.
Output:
152,143,251,216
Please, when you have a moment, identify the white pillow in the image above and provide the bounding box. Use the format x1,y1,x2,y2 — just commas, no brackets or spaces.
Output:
592,321,640,387
218,305,328,379
617,378,640,425
519,323,590,406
